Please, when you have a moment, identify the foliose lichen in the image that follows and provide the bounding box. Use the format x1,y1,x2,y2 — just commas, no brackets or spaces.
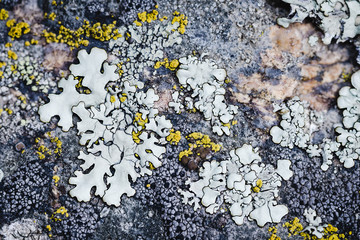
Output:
170,54,238,136
178,144,293,227
277,0,360,44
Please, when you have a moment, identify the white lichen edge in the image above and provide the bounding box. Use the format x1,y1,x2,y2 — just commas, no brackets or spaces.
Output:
277,0,360,44
39,47,172,207
269,89,360,171
38,47,118,131
302,208,328,239
0,168,3,182
178,144,293,227
169,54,238,136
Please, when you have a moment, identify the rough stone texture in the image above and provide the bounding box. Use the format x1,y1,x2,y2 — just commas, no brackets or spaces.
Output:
0,0,359,239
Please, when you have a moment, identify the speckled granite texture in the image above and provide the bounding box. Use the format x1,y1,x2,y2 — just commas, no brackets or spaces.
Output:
0,0,359,240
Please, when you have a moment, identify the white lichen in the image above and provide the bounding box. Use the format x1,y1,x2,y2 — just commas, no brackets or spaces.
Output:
109,18,183,88
334,71,360,168
302,208,327,239
270,97,341,170
170,54,238,136
277,0,360,44
271,71,360,170
0,168,3,182
38,47,118,131
270,97,323,149
178,144,293,227
0,218,47,240
39,47,172,206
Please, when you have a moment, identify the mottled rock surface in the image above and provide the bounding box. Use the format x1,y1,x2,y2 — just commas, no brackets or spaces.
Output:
0,0,359,240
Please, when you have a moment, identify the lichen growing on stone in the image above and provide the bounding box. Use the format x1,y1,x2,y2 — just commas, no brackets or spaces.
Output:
38,47,118,131
170,54,238,136
271,70,360,170
39,46,173,206
108,10,185,89
277,0,360,44
178,144,293,227
178,132,221,170
269,97,339,170
0,0,359,238
0,218,48,240
283,212,348,240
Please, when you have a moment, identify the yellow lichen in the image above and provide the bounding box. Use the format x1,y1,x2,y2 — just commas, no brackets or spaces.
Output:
134,112,148,128
4,108,12,115
138,11,147,22
50,206,69,222
284,217,304,237
116,62,124,76
179,149,193,160
134,20,142,27
52,175,60,184
42,20,121,48
222,122,231,129
31,39,39,45
283,218,348,240
132,130,141,144
179,132,221,161
187,132,203,140
341,71,352,82
47,12,56,21
137,9,158,23
7,20,30,39
172,11,188,34
18,95,26,104
0,9,9,20
120,94,127,102
166,129,181,145
252,179,263,193
159,16,168,22
154,58,179,71
7,50,17,60
148,162,156,170
35,133,62,159
268,226,281,240
46,225,52,231
256,179,263,188
110,95,116,103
